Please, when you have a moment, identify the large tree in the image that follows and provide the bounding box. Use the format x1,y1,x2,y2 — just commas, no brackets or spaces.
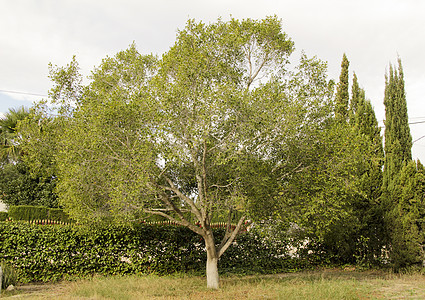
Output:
383,58,412,190
349,73,385,262
34,17,339,288
306,64,385,264
381,59,425,270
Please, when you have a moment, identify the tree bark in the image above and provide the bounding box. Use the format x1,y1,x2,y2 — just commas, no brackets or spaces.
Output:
204,232,220,289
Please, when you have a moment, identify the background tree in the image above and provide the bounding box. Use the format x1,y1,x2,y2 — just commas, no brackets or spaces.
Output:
0,106,29,163
0,106,58,208
0,162,58,207
349,73,385,262
298,59,385,264
4,57,85,209
383,59,412,190
381,59,424,270
335,54,349,122
388,160,425,270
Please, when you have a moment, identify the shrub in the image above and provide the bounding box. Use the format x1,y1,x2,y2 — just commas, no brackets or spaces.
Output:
0,211,8,222
0,222,295,283
1,261,17,289
47,208,71,223
8,205,71,222
8,205,48,221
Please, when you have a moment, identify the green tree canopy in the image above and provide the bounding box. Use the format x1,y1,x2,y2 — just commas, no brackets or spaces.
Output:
29,17,349,288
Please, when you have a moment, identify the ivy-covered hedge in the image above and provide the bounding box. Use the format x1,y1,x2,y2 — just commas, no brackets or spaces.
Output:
7,205,70,222
0,222,296,283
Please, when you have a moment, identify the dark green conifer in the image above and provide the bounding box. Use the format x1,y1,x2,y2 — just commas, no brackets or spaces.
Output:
388,160,425,270
349,73,385,261
349,73,360,125
383,59,412,190
381,58,420,270
335,54,350,122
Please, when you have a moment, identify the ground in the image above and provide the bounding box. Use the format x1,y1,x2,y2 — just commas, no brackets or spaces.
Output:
2,268,425,299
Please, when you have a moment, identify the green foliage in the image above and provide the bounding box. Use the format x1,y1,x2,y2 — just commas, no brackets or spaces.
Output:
46,17,333,231
347,73,385,263
0,162,58,208
383,58,412,190
17,110,61,183
0,106,30,164
387,160,425,270
381,58,418,270
8,205,70,222
23,17,386,287
279,123,363,237
47,208,71,222
0,108,59,209
0,222,295,283
1,261,17,289
0,212,8,221
8,205,48,221
335,54,349,122
309,60,385,265
40,18,337,287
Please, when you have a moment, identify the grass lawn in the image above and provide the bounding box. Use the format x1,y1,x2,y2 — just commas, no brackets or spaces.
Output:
2,269,425,299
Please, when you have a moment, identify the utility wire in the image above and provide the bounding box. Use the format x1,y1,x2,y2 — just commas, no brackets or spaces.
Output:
0,89,47,98
408,120,425,125
2,88,425,126
379,120,425,127
413,135,425,144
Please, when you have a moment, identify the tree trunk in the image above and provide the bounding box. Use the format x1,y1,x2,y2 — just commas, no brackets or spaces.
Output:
204,232,220,289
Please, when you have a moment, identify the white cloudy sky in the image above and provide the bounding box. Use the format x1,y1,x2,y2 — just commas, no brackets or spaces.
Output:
1,0,424,160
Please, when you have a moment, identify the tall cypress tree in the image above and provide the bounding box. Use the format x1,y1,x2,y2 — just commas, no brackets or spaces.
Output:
352,74,383,160
350,73,385,261
322,69,385,264
381,59,420,270
383,58,412,190
335,54,350,122
349,73,360,125
389,160,425,270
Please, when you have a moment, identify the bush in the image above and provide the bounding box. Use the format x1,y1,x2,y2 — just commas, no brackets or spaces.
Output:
0,222,294,283
0,162,58,208
8,205,70,222
8,205,48,221
0,211,8,221
47,208,71,223
1,261,17,289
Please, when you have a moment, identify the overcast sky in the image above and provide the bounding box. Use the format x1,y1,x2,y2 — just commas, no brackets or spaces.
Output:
1,0,424,160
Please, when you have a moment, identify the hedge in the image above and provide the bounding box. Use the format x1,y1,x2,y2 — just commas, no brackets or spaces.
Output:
0,222,298,283
7,205,70,223
0,211,8,221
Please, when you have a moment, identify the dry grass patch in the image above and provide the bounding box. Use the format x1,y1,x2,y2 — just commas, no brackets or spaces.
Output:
367,274,425,299
3,269,425,299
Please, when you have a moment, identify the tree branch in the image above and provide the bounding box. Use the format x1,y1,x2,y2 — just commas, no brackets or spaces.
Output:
158,176,204,222
217,216,247,258
143,209,204,236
